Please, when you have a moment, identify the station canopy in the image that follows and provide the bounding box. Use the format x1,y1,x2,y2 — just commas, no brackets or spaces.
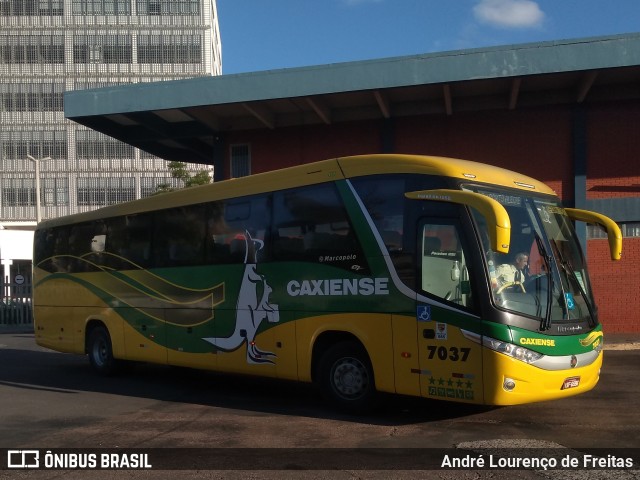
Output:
64,33,640,165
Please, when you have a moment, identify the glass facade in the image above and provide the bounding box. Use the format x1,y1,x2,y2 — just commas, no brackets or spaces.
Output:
0,0,221,224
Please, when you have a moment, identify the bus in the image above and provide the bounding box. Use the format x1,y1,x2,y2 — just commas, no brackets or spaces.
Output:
33,154,622,412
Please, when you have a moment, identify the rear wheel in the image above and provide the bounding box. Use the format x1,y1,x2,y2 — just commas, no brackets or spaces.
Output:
318,341,377,413
87,326,118,375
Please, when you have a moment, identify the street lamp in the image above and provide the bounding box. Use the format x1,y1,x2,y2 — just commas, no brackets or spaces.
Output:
26,155,52,223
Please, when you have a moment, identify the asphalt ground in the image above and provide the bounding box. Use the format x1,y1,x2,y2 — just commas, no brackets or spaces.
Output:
0,331,638,480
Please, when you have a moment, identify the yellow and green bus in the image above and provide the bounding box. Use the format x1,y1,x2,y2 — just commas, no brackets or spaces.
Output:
33,154,622,412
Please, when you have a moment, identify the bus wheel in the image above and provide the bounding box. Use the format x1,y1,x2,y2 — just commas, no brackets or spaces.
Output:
319,342,377,413
88,326,118,376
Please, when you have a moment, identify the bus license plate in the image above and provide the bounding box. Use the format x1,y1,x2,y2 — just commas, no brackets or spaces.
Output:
561,376,580,390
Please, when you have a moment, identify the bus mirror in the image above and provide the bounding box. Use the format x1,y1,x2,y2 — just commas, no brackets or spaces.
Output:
565,208,622,261
405,189,511,254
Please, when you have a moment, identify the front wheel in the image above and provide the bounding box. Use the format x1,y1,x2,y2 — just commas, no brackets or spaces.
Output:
318,341,377,413
87,326,119,376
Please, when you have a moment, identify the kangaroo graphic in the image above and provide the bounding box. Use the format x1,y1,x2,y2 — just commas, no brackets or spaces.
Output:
203,231,279,364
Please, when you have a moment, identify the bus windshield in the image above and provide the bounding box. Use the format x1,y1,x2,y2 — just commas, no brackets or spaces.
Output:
468,187,595,328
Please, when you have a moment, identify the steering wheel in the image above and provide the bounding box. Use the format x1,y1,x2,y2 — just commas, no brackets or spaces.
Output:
496,281,526,294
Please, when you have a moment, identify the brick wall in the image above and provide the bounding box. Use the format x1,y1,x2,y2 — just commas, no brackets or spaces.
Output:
585,102,640,333
588,238,640,333
394,107,575,200
587,103,640,199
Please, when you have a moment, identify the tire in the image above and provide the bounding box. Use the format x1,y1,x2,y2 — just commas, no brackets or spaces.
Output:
318,341,377,413
87,326,119,376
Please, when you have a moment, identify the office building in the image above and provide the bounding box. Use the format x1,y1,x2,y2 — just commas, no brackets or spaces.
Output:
1,0,221,225
0,0,221,280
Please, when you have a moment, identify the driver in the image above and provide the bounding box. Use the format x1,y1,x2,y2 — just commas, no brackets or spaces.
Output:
496,252,529,286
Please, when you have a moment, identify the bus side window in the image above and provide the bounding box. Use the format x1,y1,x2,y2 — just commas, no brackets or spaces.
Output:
34,227,70,273
420,221,474,310
154,205,206,268
207,194,271,265
350,175,411,285
68,222,103,272
117,214,152,268
273,184,368,273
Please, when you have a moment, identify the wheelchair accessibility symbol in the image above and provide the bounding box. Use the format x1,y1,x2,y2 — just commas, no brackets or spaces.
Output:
417,305,431,322
565,292,575,310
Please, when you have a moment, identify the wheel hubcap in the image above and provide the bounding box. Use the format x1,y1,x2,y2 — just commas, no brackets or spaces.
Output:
332,357,369,400
93,340,107,366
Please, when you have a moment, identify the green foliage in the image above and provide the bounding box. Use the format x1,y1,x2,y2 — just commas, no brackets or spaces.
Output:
155,161,212,194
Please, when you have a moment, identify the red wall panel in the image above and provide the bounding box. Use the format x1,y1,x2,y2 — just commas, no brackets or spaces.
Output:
588,238,640,333
394,108,574,199
227,121,383,174
587,103,640,199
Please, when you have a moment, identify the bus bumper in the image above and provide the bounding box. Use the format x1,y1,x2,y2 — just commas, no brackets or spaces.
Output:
482,349,603,405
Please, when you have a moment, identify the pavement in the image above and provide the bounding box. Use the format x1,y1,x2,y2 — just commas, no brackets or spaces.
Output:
602,333,640,350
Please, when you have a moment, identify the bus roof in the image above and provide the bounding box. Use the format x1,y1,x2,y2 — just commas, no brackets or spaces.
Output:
37,154,556,229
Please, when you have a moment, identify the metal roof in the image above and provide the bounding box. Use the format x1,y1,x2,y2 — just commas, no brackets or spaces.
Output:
65,33,640,164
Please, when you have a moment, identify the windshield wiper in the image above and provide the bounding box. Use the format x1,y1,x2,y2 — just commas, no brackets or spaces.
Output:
534,232,554,331
551,240,597,328
547,240,573,322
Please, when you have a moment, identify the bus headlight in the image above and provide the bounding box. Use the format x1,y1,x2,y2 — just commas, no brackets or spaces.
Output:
483,336,544,364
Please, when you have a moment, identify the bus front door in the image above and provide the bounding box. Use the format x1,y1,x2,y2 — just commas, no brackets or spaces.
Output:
416,219,483,404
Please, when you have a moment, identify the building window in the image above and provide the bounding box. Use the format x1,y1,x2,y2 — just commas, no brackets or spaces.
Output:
0,35,64,64
71,0,130,15
76,130,135,159
77,177,135,206
42,177,69,206
136,0,199,15
623,222,640,237
1,178,35,207
137,33,202,64
1,131,67,160
587,222,640,239
73,34,132,64
140,177,182,197
1,0,63,15
0,83,64,112
230,144,250,178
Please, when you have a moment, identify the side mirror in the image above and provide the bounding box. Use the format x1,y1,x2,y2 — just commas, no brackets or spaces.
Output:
565,208,622,260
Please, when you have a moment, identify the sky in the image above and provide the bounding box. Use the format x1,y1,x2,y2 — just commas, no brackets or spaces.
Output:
216,0,640,75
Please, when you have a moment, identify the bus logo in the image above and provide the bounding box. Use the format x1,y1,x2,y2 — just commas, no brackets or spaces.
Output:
202,231,279,365
580,331,603,349
286,277,389,296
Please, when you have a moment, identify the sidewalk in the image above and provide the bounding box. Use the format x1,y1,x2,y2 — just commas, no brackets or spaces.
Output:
604,332,640,350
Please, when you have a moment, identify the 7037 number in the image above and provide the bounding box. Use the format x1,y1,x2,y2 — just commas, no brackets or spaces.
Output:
426,345,471,362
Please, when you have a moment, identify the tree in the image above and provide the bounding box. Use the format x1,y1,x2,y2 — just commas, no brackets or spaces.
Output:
155,161,212,193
